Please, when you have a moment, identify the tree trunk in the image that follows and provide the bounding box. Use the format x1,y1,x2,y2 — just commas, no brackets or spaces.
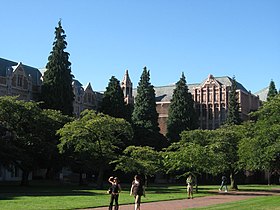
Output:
96,164,105,189
21,170,30,186
230,171,238,190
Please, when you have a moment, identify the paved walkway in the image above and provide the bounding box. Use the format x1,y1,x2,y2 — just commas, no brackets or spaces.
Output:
80,189,280,210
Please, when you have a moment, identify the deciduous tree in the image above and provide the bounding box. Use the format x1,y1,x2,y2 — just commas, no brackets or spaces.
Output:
57,110,133,188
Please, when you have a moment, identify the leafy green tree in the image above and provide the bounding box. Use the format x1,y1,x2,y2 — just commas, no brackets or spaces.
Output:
40,109,72,179
57,110,133,188
40,20,74,116
132,67,159,131
267,80,278,101
166,73,198,142
113,146,162,185
163,125,242,190
163,129,226,178
225,76,241,125
211,125,242,190
239,95,280,184
0,96,68,185
99,76,127,119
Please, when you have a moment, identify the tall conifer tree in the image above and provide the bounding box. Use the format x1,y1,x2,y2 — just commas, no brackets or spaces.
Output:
267,80,278,101
225,76,241,125
132,67,167,149
99,76,127,119
132,67,159,132
166,73,198,142
40,20,74,116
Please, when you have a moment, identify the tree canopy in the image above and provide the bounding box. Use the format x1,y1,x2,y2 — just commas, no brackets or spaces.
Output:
239,94,280,183
113,146,162,182
0,96,69,185
57,110,133,187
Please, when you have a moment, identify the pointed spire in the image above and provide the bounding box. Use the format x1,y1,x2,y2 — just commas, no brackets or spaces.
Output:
121,69,133,104
122,69,132,86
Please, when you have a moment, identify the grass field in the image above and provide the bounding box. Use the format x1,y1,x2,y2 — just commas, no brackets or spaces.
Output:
189,196,280,210
0,181,278,210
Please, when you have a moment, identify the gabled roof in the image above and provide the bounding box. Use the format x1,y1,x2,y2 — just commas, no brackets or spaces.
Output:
152,76,250,103
0,57,42,85
254,86,268,102
84,82,93,92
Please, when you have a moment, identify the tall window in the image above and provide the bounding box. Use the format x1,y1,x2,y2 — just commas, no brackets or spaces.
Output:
17,75,23,87
208,104,213,120
214,104,219,119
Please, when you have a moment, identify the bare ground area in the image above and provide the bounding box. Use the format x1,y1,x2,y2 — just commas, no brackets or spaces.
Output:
80,189,280,210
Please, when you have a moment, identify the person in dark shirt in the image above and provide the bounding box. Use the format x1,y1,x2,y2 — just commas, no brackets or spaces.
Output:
108,176,121,210
130,175,145,210
219,175,228,192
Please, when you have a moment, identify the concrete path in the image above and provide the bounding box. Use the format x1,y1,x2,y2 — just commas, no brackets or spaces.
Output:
80,189,280,210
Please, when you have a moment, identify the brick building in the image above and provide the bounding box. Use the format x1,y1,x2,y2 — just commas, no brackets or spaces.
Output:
154,74,260,134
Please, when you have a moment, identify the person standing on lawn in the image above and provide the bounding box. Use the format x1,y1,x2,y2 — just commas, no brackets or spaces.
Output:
186,174,194,199
108,176,121,210
130,175,145,210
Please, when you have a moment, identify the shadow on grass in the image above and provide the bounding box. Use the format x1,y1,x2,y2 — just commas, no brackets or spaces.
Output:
0,181,109,200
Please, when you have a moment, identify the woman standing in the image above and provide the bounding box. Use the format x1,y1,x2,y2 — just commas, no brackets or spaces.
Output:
130,175,145,210
108,176,121,210
186,174,194,199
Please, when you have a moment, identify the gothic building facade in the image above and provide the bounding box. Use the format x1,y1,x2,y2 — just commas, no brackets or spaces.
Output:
0,58,42,101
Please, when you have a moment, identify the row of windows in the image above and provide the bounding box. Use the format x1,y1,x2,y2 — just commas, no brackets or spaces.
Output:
194,89,228,103
196,104,226,120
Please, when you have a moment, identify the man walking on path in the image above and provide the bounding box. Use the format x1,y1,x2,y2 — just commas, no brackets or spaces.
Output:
219,175,228,192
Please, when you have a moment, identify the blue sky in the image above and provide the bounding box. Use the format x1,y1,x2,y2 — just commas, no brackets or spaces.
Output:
1,0,279,93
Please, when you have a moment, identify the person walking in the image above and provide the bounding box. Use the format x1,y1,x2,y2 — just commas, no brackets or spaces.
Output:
186,174,194,199
108,176,121,210
130,175,145,210
219,175,228,192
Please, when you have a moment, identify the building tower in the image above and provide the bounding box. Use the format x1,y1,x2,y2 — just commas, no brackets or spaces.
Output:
121,70,133,104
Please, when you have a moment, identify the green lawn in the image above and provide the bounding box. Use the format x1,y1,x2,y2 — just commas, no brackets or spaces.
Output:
0,181,278,210
188,196,280,210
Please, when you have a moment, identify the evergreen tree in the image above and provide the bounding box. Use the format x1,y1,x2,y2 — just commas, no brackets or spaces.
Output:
99,76,127,119
132,67,167,149
267,80,278,101
40,20,74,116
225,76,241,125
166,73,198,142
132,67,159,132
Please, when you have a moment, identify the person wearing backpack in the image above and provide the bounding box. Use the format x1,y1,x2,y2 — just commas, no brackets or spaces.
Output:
108,176,121,210
130,175,145,210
